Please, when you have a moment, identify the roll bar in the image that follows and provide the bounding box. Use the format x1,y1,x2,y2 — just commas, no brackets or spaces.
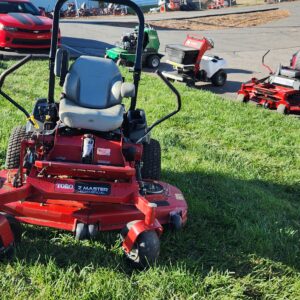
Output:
0,55,36,126
0,55,32,89
48,0,145,111
262,50,273,74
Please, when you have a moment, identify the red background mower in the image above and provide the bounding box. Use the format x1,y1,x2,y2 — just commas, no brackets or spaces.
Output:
0,0,188,268
237,50,300,114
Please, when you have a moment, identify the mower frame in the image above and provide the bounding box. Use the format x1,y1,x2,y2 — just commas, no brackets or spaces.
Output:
0,0,188,267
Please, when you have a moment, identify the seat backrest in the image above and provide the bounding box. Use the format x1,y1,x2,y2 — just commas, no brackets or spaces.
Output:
63,56,123,109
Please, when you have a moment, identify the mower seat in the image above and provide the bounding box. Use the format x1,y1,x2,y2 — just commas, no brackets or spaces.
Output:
59,56,135,132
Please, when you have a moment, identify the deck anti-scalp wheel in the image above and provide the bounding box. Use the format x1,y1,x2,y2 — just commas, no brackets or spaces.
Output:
263,101,269,109
121,221,160,268
237,93,247,103
277,104,288,114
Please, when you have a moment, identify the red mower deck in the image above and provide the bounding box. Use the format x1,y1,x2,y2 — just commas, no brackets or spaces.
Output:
237,50,300,114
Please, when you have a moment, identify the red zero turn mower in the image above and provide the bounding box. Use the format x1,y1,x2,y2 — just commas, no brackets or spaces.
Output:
162,35,227,87
0,0,187,268
237,50,300,114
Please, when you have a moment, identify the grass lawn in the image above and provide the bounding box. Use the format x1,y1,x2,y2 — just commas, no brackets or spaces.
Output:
0,59,299,299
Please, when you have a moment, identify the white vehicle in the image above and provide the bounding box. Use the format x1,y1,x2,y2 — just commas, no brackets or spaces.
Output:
162,36,227,87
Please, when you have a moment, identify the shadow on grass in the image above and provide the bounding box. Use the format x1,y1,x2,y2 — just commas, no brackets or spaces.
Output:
7,170,300,276
159,170,300,274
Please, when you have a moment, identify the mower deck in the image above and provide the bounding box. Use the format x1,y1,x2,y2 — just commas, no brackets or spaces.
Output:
238,79,300,113
0,169,187,232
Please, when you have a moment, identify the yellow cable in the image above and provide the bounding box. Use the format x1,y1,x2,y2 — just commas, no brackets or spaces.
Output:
27,115,39,129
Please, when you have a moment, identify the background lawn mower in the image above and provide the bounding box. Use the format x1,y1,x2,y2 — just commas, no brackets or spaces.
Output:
237,50,300,114
0,0,187,268
105,24,163,69
162,35,227,87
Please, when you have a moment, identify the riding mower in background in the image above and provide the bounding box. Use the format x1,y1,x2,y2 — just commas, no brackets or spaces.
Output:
0,0,187,268
105,24,163,69
162,35,227,87
237,50,300,114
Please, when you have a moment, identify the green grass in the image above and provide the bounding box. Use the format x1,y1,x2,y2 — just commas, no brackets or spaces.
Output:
0,59,299,299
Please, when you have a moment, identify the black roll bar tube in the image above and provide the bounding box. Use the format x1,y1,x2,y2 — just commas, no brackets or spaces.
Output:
0,55,31,89
48,0,145,111
135,70,182,144
0,55,36,126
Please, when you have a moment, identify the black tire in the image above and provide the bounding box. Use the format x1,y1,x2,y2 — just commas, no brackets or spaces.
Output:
170,213,183,231
147,55,160,69
186,79,195,88
211,69,227,87
88,224,98,239
122,226,160,269
121,221,160,268
5,126,27,169
277,104,288,114
75,223,88,240
141,139,161,180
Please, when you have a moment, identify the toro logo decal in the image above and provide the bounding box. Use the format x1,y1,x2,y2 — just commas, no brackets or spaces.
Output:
55,182,74,193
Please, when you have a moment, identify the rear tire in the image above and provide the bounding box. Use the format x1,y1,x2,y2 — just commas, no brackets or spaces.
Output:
5,126,27,169
147,55,160,69
141,139,161,180
211,69,227,86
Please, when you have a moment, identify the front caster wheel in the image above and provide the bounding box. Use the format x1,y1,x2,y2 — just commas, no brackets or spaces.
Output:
0,215,22,259
75,223,99,240
75,223,88,240
123,230,160,269
170,213,183,231
277,104,288,114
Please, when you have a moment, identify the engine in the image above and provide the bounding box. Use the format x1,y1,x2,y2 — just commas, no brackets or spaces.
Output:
120,31,138,51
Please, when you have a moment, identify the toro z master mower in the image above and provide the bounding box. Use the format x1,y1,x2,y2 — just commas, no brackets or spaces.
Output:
237,50,300,114
0,0,187,268
162,35,227,87
105,24,163,69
